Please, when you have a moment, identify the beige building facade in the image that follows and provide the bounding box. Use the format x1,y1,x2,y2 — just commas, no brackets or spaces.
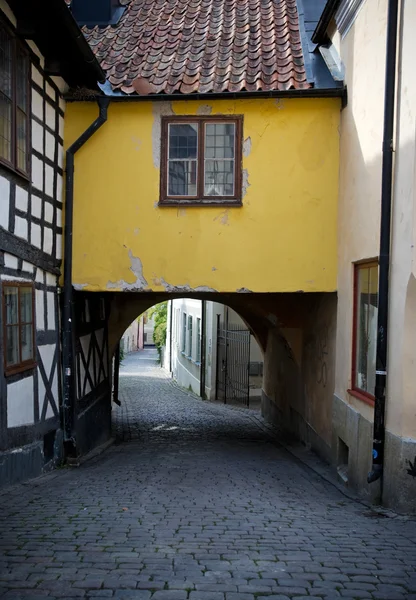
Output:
321,0,416,512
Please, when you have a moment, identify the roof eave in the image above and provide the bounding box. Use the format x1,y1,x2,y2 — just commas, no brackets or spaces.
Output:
65,86,347,103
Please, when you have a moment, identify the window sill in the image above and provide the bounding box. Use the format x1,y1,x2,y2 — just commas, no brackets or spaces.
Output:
347,388,375,407
158,200,242,208
5,361,36,377
0,159,30,185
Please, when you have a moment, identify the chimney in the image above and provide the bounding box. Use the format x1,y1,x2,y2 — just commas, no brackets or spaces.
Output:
71,0,126,26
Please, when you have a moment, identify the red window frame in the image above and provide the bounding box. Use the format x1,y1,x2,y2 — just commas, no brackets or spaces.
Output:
349,261,378,405
2,281,36,376
159,115,243,206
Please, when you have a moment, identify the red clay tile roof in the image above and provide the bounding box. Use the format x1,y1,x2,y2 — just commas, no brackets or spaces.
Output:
83,0,311,95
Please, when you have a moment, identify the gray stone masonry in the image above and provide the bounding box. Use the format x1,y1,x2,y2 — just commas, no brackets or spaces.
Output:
0,349,415,599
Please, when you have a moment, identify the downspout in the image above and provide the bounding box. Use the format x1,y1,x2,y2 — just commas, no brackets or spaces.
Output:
62,96,110,453
200,300,206,399
169,300,173,374
113,343,121,406
367,0,399,484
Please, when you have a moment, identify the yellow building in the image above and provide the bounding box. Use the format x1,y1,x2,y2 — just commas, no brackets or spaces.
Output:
62,0,349,503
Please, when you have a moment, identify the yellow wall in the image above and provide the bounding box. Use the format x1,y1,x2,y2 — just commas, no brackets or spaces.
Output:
65,97,340,293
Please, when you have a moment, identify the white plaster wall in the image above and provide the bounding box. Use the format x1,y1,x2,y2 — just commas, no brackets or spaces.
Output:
333,0,387,416
0,175,10,230
7,377,34,427
171,298,203,395
387,0,416,439
121,320,139,353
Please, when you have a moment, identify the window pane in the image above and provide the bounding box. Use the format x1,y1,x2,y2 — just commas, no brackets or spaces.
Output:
6,325,19,366
168,123,197,159
0,26,12,98
355,265,378,394
5,286,18,325
0,93,11,161
205,123,235,159
168,160,197,196
21,323,33,362
16,108,27,172
16,48,28,110
20,286,33,323
204,160,234,196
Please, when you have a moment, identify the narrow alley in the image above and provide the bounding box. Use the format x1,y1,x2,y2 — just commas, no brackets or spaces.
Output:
0,351,415,600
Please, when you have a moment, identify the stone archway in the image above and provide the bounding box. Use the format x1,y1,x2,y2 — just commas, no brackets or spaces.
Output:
72,290,337,468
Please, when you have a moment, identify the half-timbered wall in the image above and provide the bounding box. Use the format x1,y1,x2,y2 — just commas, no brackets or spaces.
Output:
73,292,111,456
0,5,65,486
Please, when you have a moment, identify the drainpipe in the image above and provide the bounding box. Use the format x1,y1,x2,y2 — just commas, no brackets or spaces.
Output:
169,300,173,374
113,343,121,406
200,300,206,399
62,96,110,452
367,0,399,484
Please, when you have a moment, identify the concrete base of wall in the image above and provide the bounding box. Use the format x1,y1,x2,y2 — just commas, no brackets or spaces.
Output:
332,394,381,504
383,430,416,515
261,391,332,464
0,429,64,488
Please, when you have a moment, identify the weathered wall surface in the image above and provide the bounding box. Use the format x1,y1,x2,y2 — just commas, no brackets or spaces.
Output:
65,97,340,294
382,0,416,512
262,292,336,463
332,0,416,512
302,293,337,462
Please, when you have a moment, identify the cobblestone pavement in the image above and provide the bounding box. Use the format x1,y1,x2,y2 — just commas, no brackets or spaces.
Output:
1,349,416,600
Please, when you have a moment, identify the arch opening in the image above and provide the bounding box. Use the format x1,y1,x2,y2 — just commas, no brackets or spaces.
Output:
70,290,337,467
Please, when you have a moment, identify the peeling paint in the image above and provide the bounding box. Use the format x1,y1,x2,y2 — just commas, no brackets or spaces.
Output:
243,136,252,157
214,210,229,226
152,101,173,169
275,98,285,110
177,208,187,217
107,250,148,290
196,104,212,115
212,266,217,271
159,277,217,293
236,287,252,293
242,168,251,198
133,228,140,235
73,283,88,291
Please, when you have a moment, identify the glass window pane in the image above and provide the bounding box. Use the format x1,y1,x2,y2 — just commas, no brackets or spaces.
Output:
6,325,19,366
168,160,197,196
16,49,28,110
0,26,12,98
168,123,198,159
16,108,27,172
0,93,11,162
5,286,18,325
20,286,33,323
355,265,378,394
204,123,235,159
204,160,234,196
21,323,33,362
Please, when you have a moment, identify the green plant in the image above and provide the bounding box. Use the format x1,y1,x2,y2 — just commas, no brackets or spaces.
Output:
148,302,168,363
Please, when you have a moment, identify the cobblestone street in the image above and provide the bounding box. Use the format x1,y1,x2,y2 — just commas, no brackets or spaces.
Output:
1,349,416,600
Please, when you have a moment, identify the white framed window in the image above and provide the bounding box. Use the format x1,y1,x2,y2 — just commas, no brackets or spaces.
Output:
188,316,193,358
181,312,187,353
196,318,201,363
